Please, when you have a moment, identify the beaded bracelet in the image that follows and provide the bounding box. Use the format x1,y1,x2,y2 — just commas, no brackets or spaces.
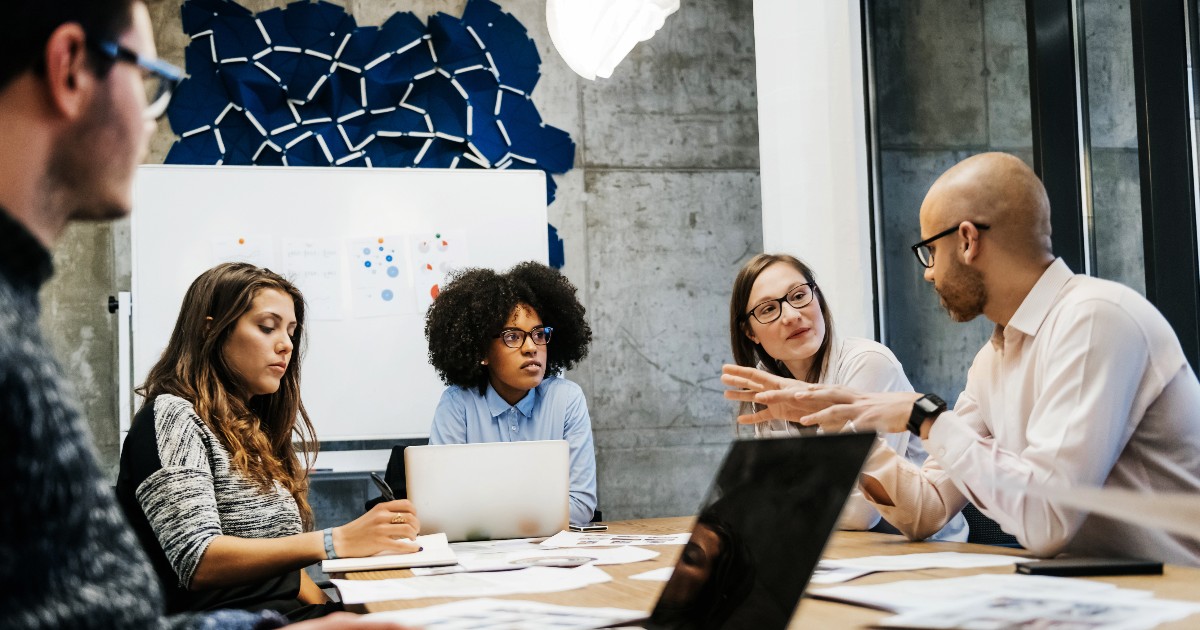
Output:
323,527,337,560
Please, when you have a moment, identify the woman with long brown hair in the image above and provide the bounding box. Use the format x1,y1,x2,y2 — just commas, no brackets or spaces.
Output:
728,253,967,541
116,263,421,620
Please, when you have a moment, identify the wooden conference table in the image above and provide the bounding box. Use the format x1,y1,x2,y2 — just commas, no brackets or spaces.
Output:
341,517,1200,628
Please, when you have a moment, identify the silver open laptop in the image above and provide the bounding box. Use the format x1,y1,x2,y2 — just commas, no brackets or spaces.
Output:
405,440,570,542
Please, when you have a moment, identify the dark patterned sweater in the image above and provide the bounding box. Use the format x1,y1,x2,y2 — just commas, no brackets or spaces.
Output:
0,207,284,629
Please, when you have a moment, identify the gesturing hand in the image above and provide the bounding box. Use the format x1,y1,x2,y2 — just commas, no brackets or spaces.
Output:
721,364,839,424
721,364,921,434
333,499,422,558
786,385,921,435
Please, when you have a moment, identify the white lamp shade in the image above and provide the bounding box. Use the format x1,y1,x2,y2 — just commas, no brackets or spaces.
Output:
546,0,680,80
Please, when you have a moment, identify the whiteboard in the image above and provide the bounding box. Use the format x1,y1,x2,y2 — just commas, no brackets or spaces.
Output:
131,165,547,440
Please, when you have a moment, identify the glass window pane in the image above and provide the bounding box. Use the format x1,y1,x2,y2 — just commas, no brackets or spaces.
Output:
1082,0,1147,295
869,0,1030,400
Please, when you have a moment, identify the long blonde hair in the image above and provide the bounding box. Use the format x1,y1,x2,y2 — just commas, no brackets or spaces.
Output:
137,262,318,528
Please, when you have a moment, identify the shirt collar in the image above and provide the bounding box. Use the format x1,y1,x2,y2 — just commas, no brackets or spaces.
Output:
485,382,538,418
0,206,54,292
1003,258,1074,340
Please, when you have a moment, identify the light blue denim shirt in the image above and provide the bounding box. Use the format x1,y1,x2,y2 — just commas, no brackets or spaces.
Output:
429,376,598,525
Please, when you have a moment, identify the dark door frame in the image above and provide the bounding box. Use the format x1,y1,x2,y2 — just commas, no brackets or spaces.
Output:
1026,0,1093,277
1130,0,1200,369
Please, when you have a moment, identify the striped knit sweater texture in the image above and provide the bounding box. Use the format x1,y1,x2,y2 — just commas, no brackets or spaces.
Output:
137,394,304,589
0,207,281,629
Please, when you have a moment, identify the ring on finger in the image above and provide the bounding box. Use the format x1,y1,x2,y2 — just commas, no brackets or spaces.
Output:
390,513,406,525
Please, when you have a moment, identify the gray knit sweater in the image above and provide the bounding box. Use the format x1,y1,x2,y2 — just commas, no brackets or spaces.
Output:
122,394,303,592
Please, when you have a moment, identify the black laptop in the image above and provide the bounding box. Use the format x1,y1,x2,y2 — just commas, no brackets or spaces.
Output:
363,432,876,629
624,432,876,629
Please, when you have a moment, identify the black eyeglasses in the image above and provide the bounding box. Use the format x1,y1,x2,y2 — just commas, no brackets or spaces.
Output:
911,223,990,268
87,39,184,121
495,326,554,349
742,283,816,325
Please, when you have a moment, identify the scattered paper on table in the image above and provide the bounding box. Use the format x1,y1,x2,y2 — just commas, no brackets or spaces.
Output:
630,567,674,582
413,544,660,575
364,597,646,629
809,574,1144,614
809,562,875,584
540,531,690,548
332,564,612,604
449,538,544,554
877,592,1200,630
820,551,1026,573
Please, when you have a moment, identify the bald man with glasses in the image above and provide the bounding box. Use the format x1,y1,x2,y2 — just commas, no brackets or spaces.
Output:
724,152,1200,567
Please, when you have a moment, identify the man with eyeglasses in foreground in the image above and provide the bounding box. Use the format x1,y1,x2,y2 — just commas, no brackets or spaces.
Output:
723,152,1200,567
0,1,411,627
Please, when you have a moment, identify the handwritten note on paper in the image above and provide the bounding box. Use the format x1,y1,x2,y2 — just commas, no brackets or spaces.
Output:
347,235,414,318
281,239,344,320
211,235,276,269
410,231,469,311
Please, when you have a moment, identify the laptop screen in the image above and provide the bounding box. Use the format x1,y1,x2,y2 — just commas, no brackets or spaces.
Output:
645,433,876,629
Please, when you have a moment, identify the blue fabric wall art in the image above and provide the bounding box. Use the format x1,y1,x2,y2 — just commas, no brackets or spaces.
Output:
165,0,576,215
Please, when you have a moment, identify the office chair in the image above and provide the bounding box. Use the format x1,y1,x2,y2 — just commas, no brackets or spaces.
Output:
962,502,1021,548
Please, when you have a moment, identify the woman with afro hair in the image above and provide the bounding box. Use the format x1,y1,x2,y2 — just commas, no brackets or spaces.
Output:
424,261,598,524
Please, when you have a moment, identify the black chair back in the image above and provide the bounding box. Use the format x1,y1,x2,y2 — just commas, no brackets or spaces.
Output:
364,439,428,511
962,502,1022,547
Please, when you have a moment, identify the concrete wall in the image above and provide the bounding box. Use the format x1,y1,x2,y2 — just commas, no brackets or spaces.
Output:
39,0,760,523
869,0,1145,402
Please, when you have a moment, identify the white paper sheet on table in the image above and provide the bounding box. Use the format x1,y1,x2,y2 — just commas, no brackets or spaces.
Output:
809,574,1147,614
320,533,456,573
540,531,690,548
364,597,647,628
630,567,674,582
449,538,544,554
412,544,660,575
332,564,612,604
876,591,1200,630
809,563,876,584
820,551,1027,573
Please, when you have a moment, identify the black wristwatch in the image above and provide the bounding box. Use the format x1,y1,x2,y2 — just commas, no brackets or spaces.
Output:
907,394,947,436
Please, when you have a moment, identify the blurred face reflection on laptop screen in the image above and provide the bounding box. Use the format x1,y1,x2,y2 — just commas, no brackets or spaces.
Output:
645,433,874,630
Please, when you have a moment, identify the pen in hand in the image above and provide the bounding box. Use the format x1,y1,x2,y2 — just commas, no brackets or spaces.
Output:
370,472,395,501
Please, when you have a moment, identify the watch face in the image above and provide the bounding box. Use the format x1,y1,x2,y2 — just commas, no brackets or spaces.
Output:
917,394,946,414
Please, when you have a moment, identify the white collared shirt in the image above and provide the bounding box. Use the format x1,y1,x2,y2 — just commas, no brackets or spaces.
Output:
866,258,1200,565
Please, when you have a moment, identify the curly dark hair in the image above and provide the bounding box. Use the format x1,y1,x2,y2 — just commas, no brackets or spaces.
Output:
425,261,592,394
